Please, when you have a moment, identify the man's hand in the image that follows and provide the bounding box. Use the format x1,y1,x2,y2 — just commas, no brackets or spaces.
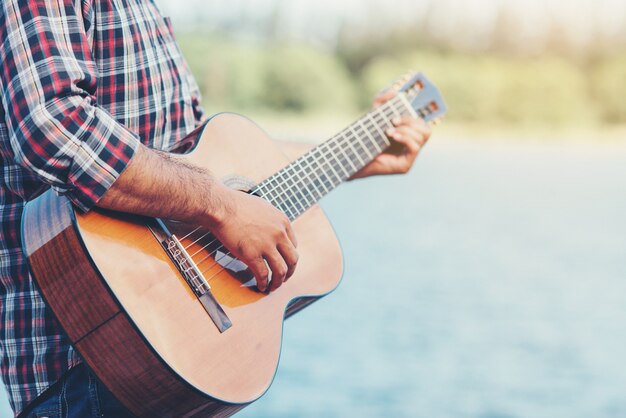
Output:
98,145,298,294
210,188,298,293
351,90,432,179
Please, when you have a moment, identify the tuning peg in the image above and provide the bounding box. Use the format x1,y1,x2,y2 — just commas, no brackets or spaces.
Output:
391,80,404,93
390,70,417,93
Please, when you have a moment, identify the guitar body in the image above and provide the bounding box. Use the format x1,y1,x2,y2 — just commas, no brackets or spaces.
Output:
22,113,344,417
22,72,447,417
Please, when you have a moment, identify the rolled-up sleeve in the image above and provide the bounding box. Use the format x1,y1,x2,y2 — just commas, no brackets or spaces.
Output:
0,0,140,212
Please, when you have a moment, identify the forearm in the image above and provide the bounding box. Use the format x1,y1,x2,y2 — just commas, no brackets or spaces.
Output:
97,144,231,227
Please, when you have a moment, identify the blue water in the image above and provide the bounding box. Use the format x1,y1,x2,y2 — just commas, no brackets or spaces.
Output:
2,138,626,417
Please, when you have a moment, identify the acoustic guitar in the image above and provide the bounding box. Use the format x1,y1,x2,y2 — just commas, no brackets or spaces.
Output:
22,73,446,417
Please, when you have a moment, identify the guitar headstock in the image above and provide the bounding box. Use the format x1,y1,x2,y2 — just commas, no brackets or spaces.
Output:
394,72,447,125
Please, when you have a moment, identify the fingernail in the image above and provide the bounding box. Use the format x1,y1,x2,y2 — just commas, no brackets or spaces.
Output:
386,128,395,135
392,118,401,124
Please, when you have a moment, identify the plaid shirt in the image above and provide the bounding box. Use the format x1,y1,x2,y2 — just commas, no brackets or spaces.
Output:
0,0,203,414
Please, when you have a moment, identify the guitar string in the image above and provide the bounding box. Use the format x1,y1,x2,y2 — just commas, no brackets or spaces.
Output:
192,97,423,282
188,95,438,284
177,95,407,259
189,96,427,283
183,99,407,283
178,94,408,251
190,97,436,285
239,95,404,220
190,96,405,262
188,103,436,288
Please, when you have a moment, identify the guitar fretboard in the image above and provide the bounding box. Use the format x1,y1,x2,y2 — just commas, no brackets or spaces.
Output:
252,94,431,220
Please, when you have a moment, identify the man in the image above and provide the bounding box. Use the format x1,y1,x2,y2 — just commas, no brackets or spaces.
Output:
0,0,431,416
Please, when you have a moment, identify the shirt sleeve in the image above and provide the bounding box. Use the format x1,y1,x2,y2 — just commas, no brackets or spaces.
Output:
0,0,140,212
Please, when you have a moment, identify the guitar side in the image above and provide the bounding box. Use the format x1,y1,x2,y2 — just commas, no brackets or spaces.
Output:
22,113,344,417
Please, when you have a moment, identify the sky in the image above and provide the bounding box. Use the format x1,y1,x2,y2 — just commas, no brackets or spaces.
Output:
157,0,626,51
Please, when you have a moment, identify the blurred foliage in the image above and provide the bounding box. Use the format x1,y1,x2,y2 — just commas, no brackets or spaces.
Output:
590,55,626,124
361,53,591,127
178,35,626,129
178,37,357,115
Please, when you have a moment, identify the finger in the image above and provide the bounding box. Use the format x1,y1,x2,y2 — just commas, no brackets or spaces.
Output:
284,222,298,248
277,241,299,281
393,116,429,129
392,116,420,132
264,249,288,292
414,119,433,143
390,119,431,147
373,90,397,108
247,257,270,292
386,126,421,154
393,117,432,143
393,126,423,150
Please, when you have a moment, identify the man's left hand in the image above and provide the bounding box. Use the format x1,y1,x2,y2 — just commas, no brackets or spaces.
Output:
351,90,432,179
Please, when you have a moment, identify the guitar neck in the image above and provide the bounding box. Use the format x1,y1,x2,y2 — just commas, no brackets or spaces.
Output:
253,94,419,220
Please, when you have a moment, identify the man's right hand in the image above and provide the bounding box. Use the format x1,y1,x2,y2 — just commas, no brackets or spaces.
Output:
98,145,299,293
209,188,299,293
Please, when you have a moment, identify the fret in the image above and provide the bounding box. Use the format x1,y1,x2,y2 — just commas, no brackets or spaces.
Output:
364,114,386,152
300,159,324,200
280,168,307,214
286,162,313,209
296,157,322,202
266,166,313,216
326,139,351,179
293,182,313,210
389,100,403,119
274,175,290,202
348,129,372,165
381,104,398,124
311,149,337,191
311,175,327,197
256,182,278,206
398,94,419,119
324,147,345,183
343,130,366,167
373,107,393,147
293,187,310,212
308,156,330,194
281,199,297,220
269,175,297,219
299,176,318,207
279,193,298,220
256,178,280,214
317,146,342,187
332,134,359,174
270,177,285,199
354,120,382,155
316,169,335,193
348,125,375,162
261,172,278,202
306,159,329,198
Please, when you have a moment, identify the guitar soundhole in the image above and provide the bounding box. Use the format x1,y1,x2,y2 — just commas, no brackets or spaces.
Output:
221,174,258,194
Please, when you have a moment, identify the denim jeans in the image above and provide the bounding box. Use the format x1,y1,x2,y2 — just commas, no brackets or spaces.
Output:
20,363,136,418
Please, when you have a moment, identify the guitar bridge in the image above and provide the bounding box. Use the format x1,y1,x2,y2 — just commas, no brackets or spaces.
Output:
149,219,232,333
